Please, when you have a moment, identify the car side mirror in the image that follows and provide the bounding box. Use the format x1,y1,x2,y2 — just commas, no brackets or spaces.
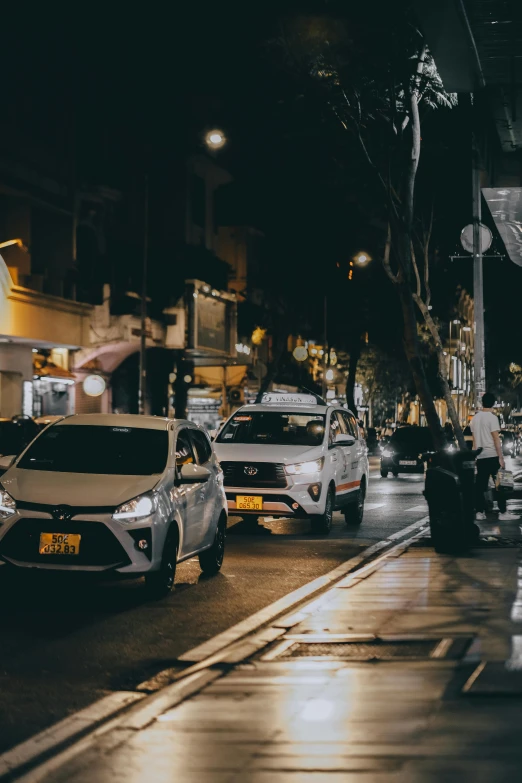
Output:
332,433,356,447
179,463,211,484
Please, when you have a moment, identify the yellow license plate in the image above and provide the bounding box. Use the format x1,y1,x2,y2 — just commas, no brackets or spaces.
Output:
39,533,81,556
236,495,263,511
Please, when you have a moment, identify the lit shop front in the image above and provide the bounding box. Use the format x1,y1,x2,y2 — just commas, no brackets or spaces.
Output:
32,353,76,417
0,256,92,418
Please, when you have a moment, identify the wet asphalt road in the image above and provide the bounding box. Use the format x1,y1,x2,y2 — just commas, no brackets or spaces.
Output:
0,461,428,753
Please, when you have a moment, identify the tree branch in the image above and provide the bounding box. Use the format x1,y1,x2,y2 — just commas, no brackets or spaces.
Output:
411,242,422,298
382,223,399,284
424,202,434,308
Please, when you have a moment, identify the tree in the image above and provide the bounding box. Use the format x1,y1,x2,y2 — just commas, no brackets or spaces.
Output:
409,210,466,447
356,344,411,425
272,2,459,449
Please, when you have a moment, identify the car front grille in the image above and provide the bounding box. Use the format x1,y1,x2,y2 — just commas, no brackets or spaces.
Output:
220,461,287,488
0,518,131,568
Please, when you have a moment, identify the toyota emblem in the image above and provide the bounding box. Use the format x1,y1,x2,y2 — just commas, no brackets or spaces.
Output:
52,506,72,522
244,466,258,477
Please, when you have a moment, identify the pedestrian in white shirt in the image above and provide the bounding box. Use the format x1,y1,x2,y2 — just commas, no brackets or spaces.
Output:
470,392,519,521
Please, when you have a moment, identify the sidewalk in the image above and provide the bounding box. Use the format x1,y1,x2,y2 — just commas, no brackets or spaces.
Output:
18,517,522,783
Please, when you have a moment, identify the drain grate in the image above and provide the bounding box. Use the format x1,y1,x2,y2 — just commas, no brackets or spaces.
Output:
263,635,473,662
410,536,522,549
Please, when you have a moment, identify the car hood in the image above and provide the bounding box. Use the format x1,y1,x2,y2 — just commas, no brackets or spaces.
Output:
213,443,324,465
1,468,160,507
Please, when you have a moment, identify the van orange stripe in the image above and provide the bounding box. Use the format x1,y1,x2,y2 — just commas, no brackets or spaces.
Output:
336,479,361,492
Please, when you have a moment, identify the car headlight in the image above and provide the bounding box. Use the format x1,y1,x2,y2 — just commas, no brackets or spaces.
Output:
113,493,157,524
285,457,324,476
445,444,456,453
382,449,394,457
0,488,16,520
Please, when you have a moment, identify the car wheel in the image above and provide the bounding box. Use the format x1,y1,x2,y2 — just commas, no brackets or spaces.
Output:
311,487,334,534
344,480,366,525
199,516,227,575
145,532,178,599
380,469,389,478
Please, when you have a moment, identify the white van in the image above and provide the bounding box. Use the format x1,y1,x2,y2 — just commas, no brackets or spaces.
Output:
213,393,369,533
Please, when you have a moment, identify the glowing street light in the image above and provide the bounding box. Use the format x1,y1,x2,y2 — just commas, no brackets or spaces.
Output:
354,251,371,266
205,129,226,150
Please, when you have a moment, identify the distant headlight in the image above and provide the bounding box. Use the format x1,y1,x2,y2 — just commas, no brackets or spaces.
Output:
0,488,16,520
445,444,456,453
382,449,394,457
113,493,157,524
285,457,324,476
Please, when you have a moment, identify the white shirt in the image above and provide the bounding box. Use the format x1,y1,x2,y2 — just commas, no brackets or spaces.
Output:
470,411,500,460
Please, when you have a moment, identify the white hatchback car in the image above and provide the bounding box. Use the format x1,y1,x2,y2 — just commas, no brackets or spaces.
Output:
214,394,369,533
0,414,227,597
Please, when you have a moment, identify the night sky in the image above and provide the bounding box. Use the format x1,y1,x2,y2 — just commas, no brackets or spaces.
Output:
4,2,522,380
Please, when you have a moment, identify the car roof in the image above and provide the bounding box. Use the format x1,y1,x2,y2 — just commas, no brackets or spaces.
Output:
235,404,352,416
392,426,431,435
56,414,173,431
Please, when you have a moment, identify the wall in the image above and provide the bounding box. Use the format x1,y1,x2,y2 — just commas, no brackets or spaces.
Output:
0,343,33,417
0,255,92,348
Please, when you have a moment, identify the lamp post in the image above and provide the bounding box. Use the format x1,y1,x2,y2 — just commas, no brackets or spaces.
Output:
472,132,486,406
145,129,228,417
337,251,373,409
138,174,149,416
321,295,328,399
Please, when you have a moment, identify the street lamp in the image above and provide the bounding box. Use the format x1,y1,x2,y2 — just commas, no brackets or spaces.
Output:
354,251,371,266
205,129,226,150
139,128,229,415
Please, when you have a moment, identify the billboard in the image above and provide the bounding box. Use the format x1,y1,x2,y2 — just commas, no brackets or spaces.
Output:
196,295,227,353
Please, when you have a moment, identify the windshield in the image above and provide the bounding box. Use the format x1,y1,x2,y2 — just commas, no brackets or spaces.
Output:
390,427,434,451
217,411,326,446
17,425,168,475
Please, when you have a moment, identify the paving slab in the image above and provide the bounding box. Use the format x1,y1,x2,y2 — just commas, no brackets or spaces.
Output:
28,529,522,783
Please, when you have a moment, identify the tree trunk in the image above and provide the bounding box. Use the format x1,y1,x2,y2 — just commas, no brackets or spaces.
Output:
345,334,361,413
436,348,466,449
412,294,466,449
391,45,445,450
400,392,412,424
397,278,445,449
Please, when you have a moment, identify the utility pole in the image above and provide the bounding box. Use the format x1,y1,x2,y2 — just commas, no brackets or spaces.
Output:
472,129,486,406
138,174,149,415
321,295,327,400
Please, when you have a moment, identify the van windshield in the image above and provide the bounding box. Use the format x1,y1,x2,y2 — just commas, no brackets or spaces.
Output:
17,425,168,475
217,412,326,447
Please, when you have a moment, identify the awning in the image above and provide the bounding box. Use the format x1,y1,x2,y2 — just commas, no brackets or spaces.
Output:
193,365,247,387
483,188,522,267
33,361,77,381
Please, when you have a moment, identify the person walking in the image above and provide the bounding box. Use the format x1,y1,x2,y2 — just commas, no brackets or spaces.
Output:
470,392,519,521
